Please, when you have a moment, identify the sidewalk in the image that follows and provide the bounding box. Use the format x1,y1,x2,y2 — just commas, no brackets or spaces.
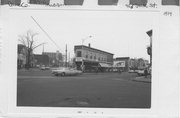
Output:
133,76,151,83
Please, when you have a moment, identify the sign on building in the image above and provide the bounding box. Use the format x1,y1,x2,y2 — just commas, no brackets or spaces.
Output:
114,61,125,67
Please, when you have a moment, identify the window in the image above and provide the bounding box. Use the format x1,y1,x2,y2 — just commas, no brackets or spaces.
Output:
90,55,92,59
76,51,82,57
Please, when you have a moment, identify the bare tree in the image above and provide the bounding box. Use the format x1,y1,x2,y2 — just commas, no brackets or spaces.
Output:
18,30,45,69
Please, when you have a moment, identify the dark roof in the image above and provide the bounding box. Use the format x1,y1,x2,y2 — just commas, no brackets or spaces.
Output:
115,57,130,60
74,45,114,55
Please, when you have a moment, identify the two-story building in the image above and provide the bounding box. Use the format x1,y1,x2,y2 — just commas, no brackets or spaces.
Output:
74,44,113,72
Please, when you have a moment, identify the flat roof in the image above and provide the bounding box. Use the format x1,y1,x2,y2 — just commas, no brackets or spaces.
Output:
115,57,130,60
74,45,114,55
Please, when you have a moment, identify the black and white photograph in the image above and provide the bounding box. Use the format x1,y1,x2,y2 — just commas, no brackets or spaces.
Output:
0,0,179,118
14,10,156,108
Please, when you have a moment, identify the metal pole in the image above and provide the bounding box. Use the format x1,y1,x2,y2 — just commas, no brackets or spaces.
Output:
66,44,67,67
150,36,152,67
81,40,84,72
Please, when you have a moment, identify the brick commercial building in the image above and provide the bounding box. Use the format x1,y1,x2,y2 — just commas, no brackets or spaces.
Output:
74,44,113,72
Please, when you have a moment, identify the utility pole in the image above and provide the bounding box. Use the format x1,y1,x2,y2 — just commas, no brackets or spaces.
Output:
69,52,70,67
65,44,67,67
42,43,44,54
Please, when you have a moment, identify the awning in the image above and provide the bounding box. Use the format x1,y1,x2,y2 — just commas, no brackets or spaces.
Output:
99,63,112,68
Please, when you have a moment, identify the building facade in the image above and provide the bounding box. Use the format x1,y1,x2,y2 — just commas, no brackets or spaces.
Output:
113,57,130,72
34,54,50,67
128,58,149,70
43,51,63,67
17,44,27,69
74,45,113,72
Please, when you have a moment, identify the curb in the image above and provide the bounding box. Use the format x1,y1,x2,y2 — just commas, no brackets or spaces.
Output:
133,77,151,83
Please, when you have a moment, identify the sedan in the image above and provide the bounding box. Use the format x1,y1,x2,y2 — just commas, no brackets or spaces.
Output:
52,67,82,76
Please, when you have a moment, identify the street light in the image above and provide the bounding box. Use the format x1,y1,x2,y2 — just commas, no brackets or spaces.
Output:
81,35,92,72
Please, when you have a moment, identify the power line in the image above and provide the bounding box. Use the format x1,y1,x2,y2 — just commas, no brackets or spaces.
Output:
30,16,63,53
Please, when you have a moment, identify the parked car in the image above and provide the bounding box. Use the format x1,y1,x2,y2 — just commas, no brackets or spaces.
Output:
137,69,146,76
40,65,50,70
137,67,151,76
128,69,135,73
52,67,82,76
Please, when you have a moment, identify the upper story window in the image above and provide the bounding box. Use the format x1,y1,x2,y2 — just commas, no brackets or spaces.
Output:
90,55,92,59
76,51,82,57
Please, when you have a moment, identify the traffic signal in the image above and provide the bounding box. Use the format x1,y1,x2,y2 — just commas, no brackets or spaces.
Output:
147,46,151,55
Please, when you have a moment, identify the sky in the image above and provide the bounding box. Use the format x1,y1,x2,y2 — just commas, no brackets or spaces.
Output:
3,8,157,61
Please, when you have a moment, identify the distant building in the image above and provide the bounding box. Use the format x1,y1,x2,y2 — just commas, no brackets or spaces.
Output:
74,44,114,72
129,58,149,70
18,44,35,68
137,58,149,69
34,54,50,66
43,51,63,67
17,44,27,69
129,58,138,70
113,57,130,72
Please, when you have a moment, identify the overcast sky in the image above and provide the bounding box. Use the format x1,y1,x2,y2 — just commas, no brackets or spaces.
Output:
4,9,157,60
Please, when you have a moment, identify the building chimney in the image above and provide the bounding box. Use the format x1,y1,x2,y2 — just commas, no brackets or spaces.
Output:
88,43,91,47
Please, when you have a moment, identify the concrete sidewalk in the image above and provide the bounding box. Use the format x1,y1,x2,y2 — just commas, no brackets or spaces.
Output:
133,76,151,83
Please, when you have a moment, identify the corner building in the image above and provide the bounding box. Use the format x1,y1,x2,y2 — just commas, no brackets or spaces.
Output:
74,45,114,72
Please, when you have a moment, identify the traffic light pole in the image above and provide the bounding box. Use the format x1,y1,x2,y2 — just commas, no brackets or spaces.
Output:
150,36,152,67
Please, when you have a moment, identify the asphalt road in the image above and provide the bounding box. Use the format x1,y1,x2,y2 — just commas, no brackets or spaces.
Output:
17,69,151,108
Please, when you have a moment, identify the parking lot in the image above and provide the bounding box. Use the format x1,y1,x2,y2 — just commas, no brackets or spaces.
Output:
17,69,151,108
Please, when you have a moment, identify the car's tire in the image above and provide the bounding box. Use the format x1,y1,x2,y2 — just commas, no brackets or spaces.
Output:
61,72,65,76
